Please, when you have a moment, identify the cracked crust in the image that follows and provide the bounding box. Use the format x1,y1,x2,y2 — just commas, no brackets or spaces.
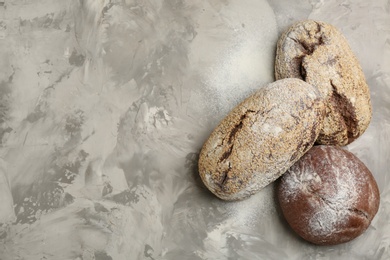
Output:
198,78,325,201
277,145,380,245
275,20,372,146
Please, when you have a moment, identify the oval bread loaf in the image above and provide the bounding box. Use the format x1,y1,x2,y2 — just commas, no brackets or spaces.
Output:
198,78,325,201
275,20,372,146
277,145,380,245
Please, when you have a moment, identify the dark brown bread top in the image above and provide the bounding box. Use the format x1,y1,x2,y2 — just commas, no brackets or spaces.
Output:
198,78,325,201
275,20,372,146
277,145,380,245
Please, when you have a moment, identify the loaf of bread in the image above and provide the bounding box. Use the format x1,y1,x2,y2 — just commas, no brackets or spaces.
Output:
275,20,372,146
277,145,380,245
198,78,325,200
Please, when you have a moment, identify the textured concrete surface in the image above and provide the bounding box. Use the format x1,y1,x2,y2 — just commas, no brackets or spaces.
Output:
0,0,389,259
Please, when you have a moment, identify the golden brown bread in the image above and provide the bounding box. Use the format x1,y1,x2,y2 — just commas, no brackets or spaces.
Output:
275,20,372,146
198,78,325,200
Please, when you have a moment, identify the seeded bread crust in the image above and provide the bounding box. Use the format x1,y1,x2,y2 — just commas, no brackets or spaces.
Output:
198,78,325,201
275,20,372,146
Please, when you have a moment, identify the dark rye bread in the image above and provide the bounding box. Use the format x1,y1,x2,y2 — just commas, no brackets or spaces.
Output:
275,20,372,146
198,78,325,201
277,146,380,245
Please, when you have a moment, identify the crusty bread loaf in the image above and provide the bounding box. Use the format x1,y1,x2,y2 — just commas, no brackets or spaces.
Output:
277,145,380,245
198,78,325,201
275,20,372,146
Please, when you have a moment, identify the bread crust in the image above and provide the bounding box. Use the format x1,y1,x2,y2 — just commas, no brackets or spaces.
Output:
198,78,325,200
277,145,380,245
275,20,372,146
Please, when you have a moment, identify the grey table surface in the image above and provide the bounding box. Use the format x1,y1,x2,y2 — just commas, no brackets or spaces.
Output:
0,0,389,259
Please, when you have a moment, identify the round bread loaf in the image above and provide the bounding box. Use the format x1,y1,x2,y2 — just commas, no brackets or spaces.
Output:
275,20,372,146
198,78,325,201
277,145,380,245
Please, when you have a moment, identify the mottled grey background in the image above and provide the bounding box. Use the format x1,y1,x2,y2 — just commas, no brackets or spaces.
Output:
0,0,389,259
